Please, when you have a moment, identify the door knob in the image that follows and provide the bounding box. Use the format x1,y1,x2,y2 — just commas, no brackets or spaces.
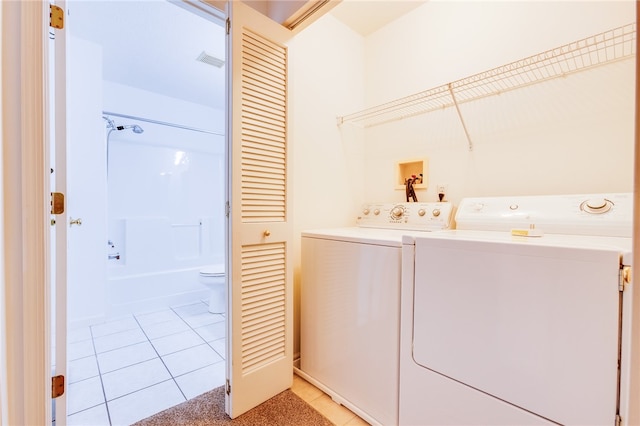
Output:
70,217,82,226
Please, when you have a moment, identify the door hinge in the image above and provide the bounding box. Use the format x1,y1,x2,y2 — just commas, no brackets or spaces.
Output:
51,192,65,215
226,17,230,35
51,375,65,398
226,379,231,395
225,201,231,218
50,5,64,29
615,414,622,426
619,265,631,291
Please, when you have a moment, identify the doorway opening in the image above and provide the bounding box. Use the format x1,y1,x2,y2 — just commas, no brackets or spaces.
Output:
52,1,227,424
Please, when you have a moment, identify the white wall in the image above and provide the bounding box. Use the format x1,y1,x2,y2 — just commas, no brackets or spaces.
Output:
67,36,107,327
361,1,636,205
289,13,366,357
103,81,224,134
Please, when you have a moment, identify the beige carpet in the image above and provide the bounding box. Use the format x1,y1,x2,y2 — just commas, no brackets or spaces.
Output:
132,386,334,426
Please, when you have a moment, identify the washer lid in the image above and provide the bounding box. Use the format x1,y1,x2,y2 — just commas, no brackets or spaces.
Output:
200,264,225,276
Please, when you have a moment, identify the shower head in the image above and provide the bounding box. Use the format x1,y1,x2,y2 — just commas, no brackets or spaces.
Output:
115,124,144,134
103,117,144,134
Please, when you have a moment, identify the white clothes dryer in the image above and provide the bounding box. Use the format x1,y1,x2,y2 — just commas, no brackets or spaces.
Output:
299,201,453,426
400,193,633,425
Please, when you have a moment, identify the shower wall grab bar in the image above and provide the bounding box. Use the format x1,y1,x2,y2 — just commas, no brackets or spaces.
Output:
103,111,224,136
336,23,636,150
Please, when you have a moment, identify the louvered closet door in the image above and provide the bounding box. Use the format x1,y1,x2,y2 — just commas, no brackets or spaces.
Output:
226,1,293,418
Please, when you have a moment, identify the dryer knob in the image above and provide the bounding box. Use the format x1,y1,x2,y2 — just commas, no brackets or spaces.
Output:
581,198,613,214
363,208,370,215
418,209,426,217
586,198,607,210
432,209,441,217
374,209,380,215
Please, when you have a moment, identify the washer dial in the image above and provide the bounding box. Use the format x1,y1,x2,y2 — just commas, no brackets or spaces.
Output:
390,205,405,220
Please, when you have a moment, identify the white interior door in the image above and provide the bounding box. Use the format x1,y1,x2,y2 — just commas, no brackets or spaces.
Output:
226,1,293,418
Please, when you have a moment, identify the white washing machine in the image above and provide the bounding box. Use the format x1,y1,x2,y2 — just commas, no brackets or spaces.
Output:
299,201,454,426
399,193,634,425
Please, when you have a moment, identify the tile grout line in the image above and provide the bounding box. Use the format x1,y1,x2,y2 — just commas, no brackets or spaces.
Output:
88,324,113,426
68,303,224,424
132,313,189,402
171,302,226,358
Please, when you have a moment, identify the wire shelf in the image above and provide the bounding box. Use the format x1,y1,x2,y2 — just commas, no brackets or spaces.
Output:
337,23,636,132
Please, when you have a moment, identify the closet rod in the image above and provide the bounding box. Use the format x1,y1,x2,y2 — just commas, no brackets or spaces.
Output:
103,111,224,136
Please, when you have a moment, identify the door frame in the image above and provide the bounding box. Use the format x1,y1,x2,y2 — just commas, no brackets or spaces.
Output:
1,1,52,425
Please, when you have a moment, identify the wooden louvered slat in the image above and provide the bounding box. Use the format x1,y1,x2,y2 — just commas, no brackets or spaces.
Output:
242,129,285,146
242,83,285,106
242,104,284,125
243,64,286,90
242,120,285,139
243,185,284,193
240,241,287,374
242,111,285,132
243,43,285,68
243,150,284,160
243,179,284,187
243,37,286,67
242,165,284,176
243,96,284,113
240,27,286,227
243,43,285,69
242,311,283,331
243,151,284,164
242,90,286,110
242,101,284,120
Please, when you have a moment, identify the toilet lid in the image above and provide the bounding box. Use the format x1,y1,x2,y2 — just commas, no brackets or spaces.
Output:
200,264,225,277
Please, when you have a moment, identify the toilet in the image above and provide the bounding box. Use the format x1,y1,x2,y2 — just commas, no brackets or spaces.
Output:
199,264,226,314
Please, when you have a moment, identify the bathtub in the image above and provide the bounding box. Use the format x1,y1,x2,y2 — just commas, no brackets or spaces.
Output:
107,216,223,316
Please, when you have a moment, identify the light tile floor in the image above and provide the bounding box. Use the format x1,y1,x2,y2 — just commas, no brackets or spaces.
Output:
291,375,369,426
64,300,226,426
61,300,367,426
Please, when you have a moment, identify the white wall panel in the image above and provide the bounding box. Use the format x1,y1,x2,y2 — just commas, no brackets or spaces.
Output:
361,1,636,204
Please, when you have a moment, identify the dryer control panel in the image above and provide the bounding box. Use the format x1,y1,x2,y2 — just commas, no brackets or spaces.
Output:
455,193,633,237
357,202,453,231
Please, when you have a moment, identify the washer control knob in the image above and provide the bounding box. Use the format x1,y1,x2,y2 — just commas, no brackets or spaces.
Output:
391,206,404,219
432,209,441,217
418,209,426,217
510,204,519,210
473,203,484,211
363,208,370,215
374,209,380,215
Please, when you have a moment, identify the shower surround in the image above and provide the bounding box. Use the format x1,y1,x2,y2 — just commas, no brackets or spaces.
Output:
106,122,225,317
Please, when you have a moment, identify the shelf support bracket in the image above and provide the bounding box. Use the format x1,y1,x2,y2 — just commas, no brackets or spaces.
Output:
448,83,473,151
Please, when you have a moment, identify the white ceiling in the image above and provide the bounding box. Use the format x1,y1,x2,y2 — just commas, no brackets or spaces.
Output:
68,0,226,110
67,0,425,111
331,0,426,37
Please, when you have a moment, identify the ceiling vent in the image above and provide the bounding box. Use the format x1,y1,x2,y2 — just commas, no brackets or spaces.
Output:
196,51,225,68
